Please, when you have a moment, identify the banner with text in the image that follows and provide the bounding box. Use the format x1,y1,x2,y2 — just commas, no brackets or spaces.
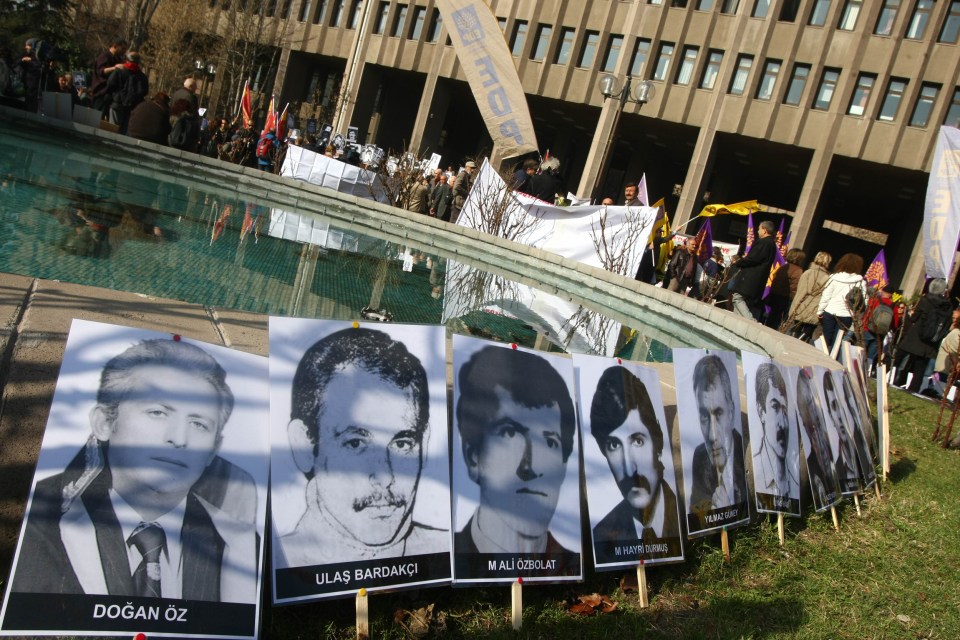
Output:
923,126,960,279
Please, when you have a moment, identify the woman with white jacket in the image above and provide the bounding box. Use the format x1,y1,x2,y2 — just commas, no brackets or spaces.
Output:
817,253,867,349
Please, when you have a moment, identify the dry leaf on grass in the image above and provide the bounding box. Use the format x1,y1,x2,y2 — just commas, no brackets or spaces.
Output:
393,603,444,638
566,593,618,616
620,572,639,593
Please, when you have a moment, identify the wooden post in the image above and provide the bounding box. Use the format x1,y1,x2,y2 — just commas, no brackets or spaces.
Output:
637,561,649,608
874,481,882,500
356,588,368,640
830,506,840,532
721,527,730,562
777,513,785,546
879,365,891,481
511,579,523,630
854,493,862,516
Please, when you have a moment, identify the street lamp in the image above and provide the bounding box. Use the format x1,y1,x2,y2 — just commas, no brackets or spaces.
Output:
194,59,217,114
591,74,655,203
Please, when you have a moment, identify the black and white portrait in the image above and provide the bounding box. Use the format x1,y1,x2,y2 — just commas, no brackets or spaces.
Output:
451,335,582,584
815,367,860,496
0,320,269,640
837,369,878,487
673,349,750,536
792,367,841,512
269,319,451,603
742,353,801,516
574,355,684,569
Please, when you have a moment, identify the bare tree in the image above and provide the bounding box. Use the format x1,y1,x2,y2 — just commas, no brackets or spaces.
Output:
129,0,162,50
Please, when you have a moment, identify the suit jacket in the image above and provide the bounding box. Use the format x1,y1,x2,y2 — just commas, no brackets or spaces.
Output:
11,447,252,601
454,515,574,556
731,234,776,302
593,482,680,544
690,429,747,513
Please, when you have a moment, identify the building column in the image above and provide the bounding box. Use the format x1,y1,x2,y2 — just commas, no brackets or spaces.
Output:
333,0,377,134
674,127,718,228
576,100,622,201
409,68,441,156
789,147,832,251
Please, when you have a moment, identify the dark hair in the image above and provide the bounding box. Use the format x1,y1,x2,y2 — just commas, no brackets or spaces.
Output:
755,362,786,410
457,346,575,462
522,158,538,171
833,253,864,275
693,354,734,409
795,368,820,436
291,328,429,460
822,369,836,397
590,366,664,459
785,248,806,266
97,340,234,440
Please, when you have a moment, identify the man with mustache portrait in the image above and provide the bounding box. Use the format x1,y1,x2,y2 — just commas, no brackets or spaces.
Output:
280,328,446,566
589,366,680,563
752,362,799,512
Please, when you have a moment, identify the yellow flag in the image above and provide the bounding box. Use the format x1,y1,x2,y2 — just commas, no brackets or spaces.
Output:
698,199,763,217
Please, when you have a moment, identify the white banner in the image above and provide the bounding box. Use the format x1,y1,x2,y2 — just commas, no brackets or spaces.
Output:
435,0,538,159
280,145,390,203
923,126,960,279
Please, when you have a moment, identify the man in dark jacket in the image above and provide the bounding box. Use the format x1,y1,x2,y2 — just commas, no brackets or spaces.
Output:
127,92,171,145
105,51,148,134
430,174,454,220
90,39,127,114
730,220,777,321
894,278,954,392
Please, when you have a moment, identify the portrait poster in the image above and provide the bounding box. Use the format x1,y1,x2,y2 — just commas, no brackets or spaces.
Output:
841,342,873,420
672,348,750,537
451,335,582,584
812,366,859,496
269,319,452,603
832,369,877,489
0,319,270,639
573,354,684,569
791,366,842,513
741,353,801,517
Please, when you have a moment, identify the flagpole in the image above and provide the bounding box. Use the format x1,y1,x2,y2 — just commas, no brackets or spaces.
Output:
673,214,704,233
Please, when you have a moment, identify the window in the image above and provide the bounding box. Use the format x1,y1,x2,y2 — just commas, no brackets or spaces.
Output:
653,42,675,81
910,82,940,126
721,0,739,14
838,0,862,30
578,31,600,68
348,0,362,28
808,0,830,25
728,54,753,95
813,67,840,109
630,38,651,76
373,1,389,34
330,0,344,26
555,27,575,65
756,59,781,99
878,78,908,121
602,34,624,73
311,0,327,25
497,17,506,32
282,0,294,19
649,0,664,4
675,46,699,85
847,72,876,116
696,0,714,9
426,8,442,42
945,88,960,127
700,50,723,89
906,0,934,38
779,0,800,20
874,0,899,35
783,63,811,105
510,21,528,56
390,4,408,36
409,6,425,39
752,0,770,18
939,0,960,43
531,24,552,61
298,0,312,21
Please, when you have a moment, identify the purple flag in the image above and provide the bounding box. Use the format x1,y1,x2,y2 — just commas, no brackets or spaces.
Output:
744,213,755,256
865,249,889,290
695,219,713,265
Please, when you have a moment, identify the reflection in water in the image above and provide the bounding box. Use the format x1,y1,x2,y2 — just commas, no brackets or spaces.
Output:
0,120,673,360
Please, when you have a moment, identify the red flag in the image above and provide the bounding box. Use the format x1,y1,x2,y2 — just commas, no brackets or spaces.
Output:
239,80,252,129
211,204,232,244
261,95,277,137
277,102,290,141
694,220,713,265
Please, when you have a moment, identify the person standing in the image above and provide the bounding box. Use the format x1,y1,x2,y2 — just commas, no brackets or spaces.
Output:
816,253,866,350
765,248,805,329
788,251,832,342
449,161,476,224
127,92,171,145
90,38,127,116
730,220,777,321
430,174,454,221
893,278,954,391
104,51,148,135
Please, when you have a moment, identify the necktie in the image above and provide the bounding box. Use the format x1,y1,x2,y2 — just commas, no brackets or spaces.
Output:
128,522,166,598
641,526,656,546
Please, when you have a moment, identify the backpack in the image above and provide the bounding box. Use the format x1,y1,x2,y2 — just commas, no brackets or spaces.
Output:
120,71,147,107
845,285,865,313
919,308,950,344
868,303,894,335
256,135,274,160
169,114,194,149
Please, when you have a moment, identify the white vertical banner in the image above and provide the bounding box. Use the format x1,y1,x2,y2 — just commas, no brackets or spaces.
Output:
435,0,538,159
923,126,960,279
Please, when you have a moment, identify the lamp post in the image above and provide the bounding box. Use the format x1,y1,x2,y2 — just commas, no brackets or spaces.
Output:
194,59,217,114
591,74,655,203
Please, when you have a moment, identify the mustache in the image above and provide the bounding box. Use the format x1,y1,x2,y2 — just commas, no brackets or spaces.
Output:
618,473,653,495
352,491,407,512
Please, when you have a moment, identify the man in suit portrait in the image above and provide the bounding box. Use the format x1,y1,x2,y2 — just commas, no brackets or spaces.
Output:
11,339,258,603
589,366,679,560
753,363,798,509
455,346,576,556
689,354,747,516
281,327,446,567
822,370,860,493
796,368,840,509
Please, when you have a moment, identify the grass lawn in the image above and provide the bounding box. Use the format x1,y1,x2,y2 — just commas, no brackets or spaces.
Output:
265,387,960,639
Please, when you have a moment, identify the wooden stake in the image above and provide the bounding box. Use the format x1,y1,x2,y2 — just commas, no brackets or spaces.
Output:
721,527,730,562
854,493,862,516
637,561,649,608
874,481,882,500
830,506,840,531
777,513,785,546
355,588,369,640
511,579,523,630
